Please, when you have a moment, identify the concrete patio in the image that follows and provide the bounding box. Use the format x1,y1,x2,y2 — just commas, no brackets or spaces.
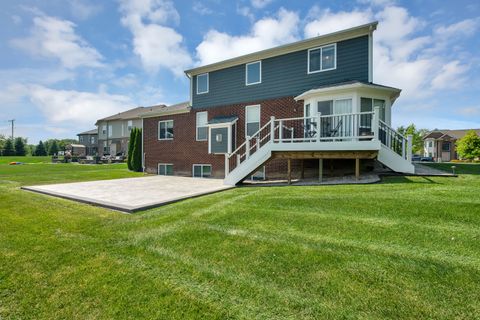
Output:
22,176,233,213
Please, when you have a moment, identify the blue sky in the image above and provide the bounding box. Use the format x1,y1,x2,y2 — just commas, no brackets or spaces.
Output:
0,0,479,143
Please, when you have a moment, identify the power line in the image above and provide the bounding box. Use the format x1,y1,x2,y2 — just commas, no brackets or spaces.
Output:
7,119,15,140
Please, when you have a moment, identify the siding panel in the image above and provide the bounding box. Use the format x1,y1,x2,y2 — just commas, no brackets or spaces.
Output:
193,36,369,109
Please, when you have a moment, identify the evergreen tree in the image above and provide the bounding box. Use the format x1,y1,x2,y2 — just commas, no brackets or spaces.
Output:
456,130,480,160
49,140,59,155
3,139,15,156
127,127,136,170
131,128,143,172
35,141,47,156
14,137,26,156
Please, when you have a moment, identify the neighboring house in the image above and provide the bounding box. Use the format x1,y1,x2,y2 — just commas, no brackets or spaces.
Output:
423,129,480,162
141,22,415,185
96,106,165,156
77,129,98,156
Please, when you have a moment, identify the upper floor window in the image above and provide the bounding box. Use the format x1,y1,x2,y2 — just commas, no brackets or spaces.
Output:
246,61,261,85
442,141,450,152
102,125,107,135
108,125,113,136
158,120,174,140
246,105,261,137
197,73,209,94
196,111,208,141
127,120,133,131
90,136,96,144
308,44,336,74
79,136,84,142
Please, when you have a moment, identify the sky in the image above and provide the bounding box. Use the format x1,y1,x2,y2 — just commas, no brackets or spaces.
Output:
0,0,479,144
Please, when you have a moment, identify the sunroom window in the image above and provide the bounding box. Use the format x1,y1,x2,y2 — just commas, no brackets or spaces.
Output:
308,44,336,73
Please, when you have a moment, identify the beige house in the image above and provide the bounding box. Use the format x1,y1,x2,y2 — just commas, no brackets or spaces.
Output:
423,129,480,162
96,105,165,156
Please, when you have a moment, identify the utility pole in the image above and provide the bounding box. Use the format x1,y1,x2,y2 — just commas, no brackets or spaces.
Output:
7,119,15,140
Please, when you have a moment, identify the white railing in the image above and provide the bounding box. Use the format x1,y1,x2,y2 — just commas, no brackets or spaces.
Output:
225,111,377,175
378,119,410,160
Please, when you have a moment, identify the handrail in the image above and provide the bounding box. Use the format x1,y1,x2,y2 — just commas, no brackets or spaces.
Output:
228,118,273,159
379,119,407,141
276,112,374,122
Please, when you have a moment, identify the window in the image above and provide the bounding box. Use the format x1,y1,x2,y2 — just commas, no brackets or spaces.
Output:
127,120,133,132
158,163,173,175
102,125,107,134
360,97,386,121
246,61,261,85
79,136,84,142
196,111,208,141
442,141,450,152
246,105,261,137
308,44,336,73
103,141,108,152
90,136,95,144
196,73,209,94
428,141,433,148
193,164,212,178
158,120,174,140
108,125,112,136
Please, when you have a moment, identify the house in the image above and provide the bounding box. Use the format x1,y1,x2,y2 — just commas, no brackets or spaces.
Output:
95,106,165,156
77,129,98,156
423,129,480,162
141,21,414,185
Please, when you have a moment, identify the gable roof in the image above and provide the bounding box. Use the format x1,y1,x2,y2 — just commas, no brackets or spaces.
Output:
139,101,191,118
95,105,167,125
185,21,378,77
77,129,97,135
423,129,480,140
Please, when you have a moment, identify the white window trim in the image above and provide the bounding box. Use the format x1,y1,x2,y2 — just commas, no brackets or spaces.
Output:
196,111,208,141
192,164,212,178
245,104,261,138
196,73,209,95
245,61,262,86
307,43,337,74
158,163,173,175
158,120,174,141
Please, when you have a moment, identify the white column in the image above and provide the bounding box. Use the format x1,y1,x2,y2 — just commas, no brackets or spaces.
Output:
270,116,275,143
279,120,283,143
407,134,413,162
316,112,322,142
224,154,229,176
372,106,380,141
245,137,250,159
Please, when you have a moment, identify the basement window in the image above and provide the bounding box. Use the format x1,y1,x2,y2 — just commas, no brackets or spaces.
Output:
158,163,173,176
193,164,212,178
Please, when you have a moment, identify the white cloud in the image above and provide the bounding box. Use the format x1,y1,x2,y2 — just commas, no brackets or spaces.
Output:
69,0,102,20
28,86,132,125
10,15,103,69
119,0,192,76
251,0,274,9
196,8,299,65
431,61,468,90
459,106,480,116
304,7,372,37
193,2,213,15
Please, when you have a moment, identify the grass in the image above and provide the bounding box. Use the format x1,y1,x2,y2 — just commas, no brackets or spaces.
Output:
1,162,479,319
0,155,51,164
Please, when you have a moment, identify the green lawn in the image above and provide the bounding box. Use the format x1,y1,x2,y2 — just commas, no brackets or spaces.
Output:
0,155,51,164
1,162,479,319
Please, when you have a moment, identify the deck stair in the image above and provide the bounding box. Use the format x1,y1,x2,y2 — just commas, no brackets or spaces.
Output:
223,107,414,186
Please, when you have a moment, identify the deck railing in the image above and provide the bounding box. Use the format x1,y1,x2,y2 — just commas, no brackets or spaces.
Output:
225,107,411,175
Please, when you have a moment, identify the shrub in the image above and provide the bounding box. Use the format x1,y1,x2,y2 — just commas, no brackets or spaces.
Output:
131,128,143,172
456,131,480,161
127,128,136,170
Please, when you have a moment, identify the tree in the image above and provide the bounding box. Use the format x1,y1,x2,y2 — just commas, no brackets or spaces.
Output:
3,139,15,156
49,140,59,155
397,124,429,155
14,137,26,156
127,127,136,170
456,130,480,160
131,128,143,172
0,134,5,154
35,141,47,156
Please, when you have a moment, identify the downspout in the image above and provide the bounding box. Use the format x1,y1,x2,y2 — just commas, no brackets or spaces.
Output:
141,117,145,172
368,26,373,83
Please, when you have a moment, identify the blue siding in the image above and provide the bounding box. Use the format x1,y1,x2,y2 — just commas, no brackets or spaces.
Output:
192,36,369,109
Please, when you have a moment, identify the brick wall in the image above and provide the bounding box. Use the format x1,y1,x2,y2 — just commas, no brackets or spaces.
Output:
143,95,304,178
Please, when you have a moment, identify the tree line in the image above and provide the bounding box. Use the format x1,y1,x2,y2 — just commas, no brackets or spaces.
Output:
0,135,77,156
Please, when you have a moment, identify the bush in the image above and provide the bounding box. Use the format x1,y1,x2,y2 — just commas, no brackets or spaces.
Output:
127,128,136,170
131,128,143,172
456,131,480,160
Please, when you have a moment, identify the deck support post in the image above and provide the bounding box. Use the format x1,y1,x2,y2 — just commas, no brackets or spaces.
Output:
287,159,292,185
355,158,360,181
300,159,305,179
225,154,229,177
319,159,323,183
